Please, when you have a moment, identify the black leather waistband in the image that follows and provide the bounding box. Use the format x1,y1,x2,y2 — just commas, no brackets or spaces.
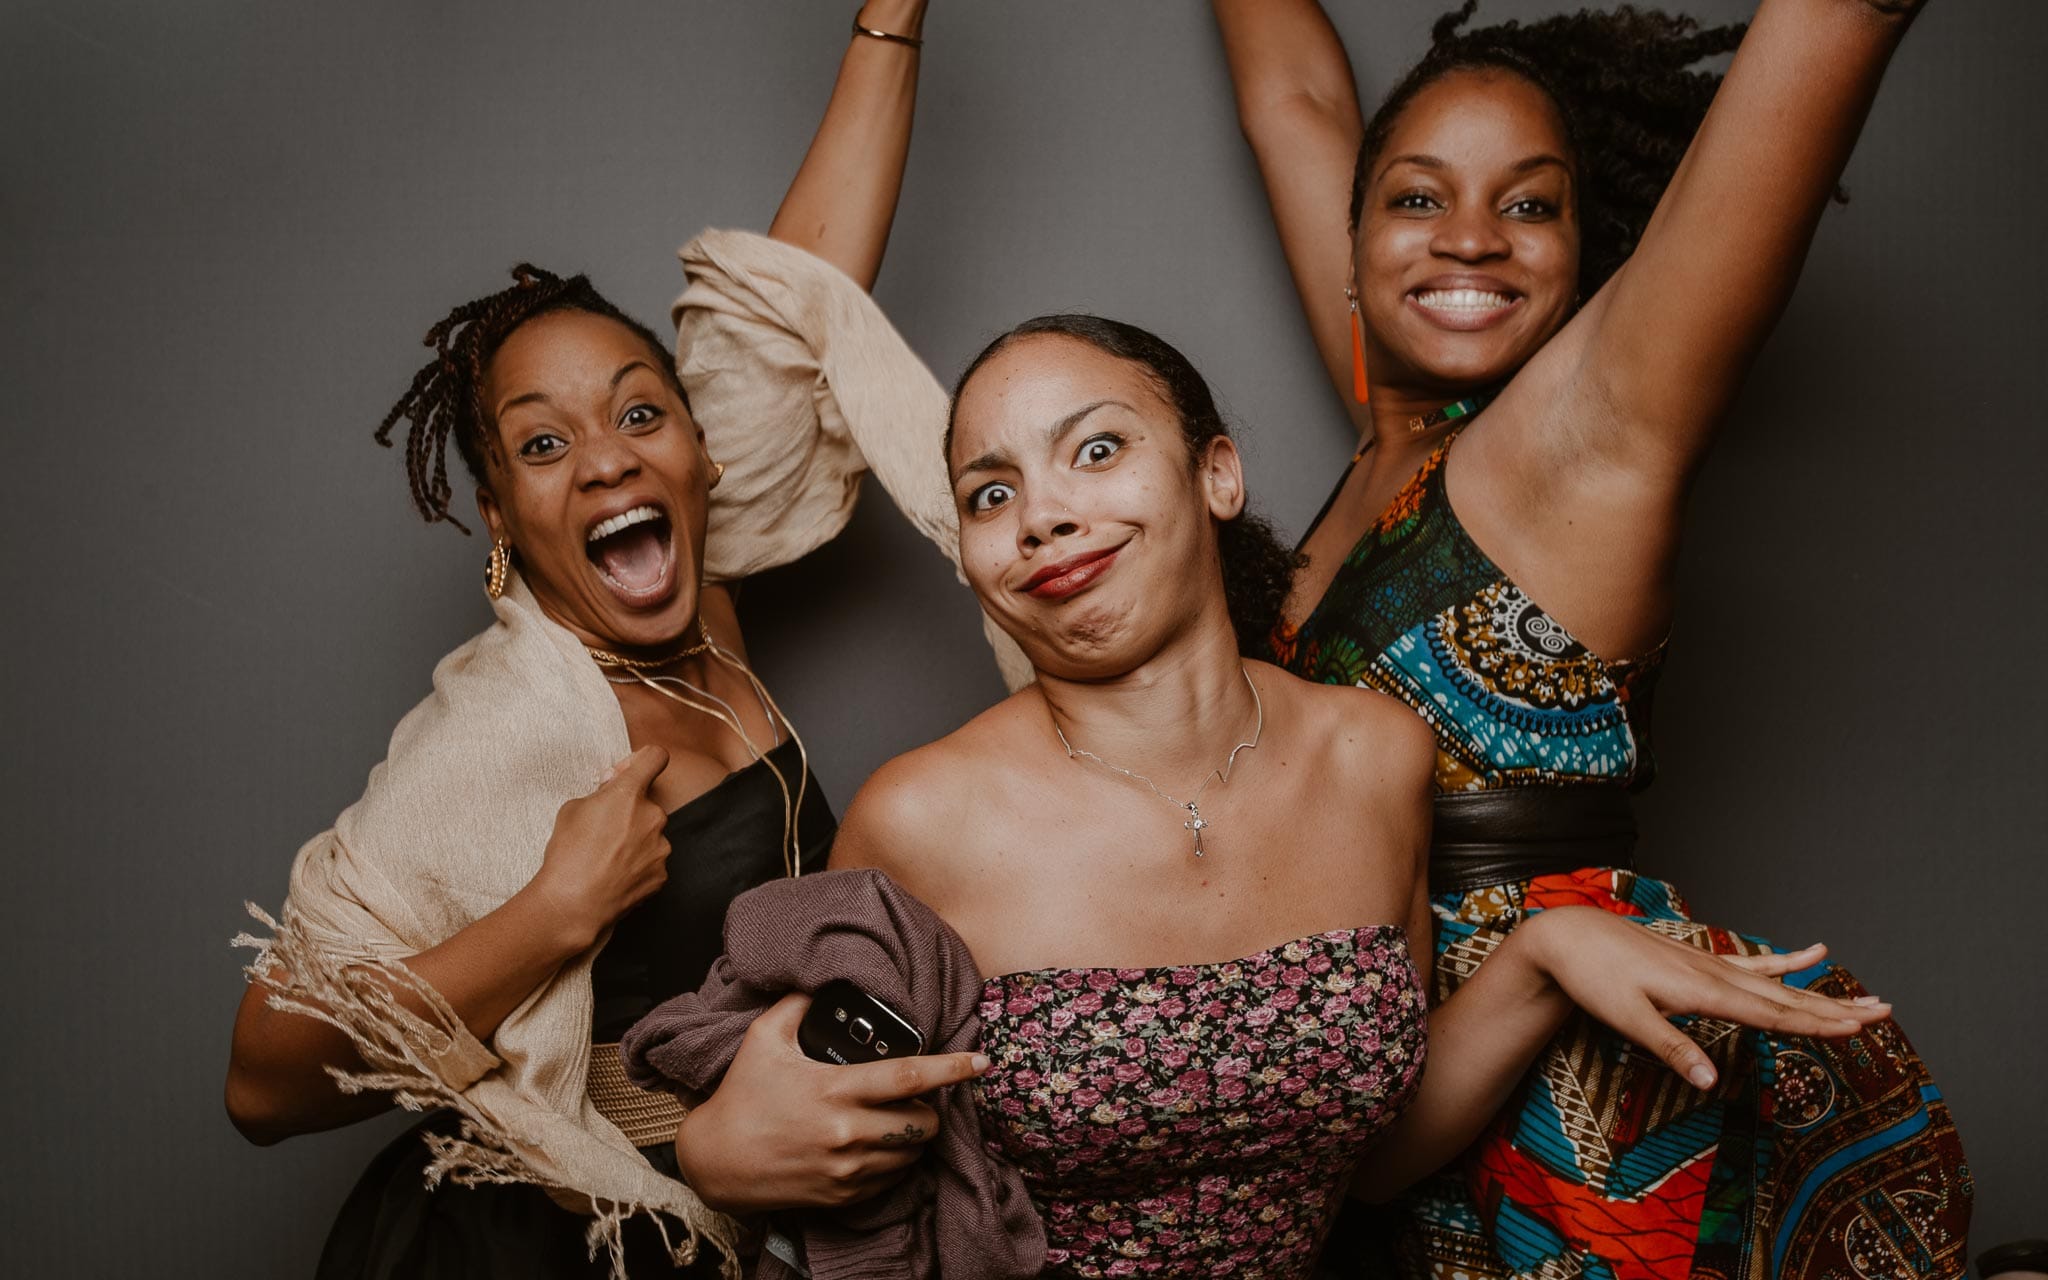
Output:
1429,787,1638,897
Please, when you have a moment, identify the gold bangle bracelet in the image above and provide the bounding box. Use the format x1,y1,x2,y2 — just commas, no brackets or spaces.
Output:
850,15,922,48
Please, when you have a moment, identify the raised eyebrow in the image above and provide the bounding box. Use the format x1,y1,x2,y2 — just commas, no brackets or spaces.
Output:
954,448,1012,482
610,359,659,390
497,359,660,421
495,388,550,418
954,399,1132,488
1511,153,1571,176
1045,399,1128,450
1375,153,1446,184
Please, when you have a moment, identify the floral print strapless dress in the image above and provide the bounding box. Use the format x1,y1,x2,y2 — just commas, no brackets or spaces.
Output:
974,927,1428,1279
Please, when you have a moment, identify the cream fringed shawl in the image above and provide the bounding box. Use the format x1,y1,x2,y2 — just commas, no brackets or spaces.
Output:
681,229,1031,690
236,575,731,1272
237,230,1023,1279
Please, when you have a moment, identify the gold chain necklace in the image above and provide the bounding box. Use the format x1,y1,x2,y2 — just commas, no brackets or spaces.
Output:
585,620,714,673
1050,667,1264,858
589,621,812,878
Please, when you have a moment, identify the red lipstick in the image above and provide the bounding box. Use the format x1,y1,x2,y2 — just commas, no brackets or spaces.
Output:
1020,545,1122,600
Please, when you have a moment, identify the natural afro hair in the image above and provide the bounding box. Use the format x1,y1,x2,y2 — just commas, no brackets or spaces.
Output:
1351,2,1750,298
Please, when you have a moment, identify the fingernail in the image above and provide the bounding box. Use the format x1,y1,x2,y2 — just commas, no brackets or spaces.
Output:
1853,995,1882,1005
971,1054,991,1072
1687,1064,1715,1089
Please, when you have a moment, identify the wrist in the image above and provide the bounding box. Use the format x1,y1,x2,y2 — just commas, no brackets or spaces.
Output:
511,873,601,960
673,1107,741,1214
854,0,925,40
1498,909,1574,1000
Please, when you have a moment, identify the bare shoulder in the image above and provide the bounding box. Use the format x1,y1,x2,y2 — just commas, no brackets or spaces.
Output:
1259,662,1435,794
829,688,1042,903
830,740,971,882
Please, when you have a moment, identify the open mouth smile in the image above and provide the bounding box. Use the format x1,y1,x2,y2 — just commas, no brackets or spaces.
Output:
584,502,677,608
1406,279,1524,332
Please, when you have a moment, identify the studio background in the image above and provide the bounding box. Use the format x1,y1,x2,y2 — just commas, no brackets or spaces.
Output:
2,1,2038,1273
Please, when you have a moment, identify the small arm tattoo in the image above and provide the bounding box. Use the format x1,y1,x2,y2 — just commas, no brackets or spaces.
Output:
876,1123,928,1147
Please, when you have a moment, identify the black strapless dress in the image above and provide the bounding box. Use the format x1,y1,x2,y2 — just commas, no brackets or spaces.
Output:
318,739,835,1279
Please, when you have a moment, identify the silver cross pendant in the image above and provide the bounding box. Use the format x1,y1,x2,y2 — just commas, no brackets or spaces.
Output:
1184,802,1209,858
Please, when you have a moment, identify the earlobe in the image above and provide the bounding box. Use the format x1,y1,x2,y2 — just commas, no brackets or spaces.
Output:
475,488,506,544
1201,439,1248,522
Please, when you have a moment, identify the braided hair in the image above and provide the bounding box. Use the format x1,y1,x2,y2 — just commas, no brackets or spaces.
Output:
950,315,1302,655
1350,2,1751,298
375,265,687,532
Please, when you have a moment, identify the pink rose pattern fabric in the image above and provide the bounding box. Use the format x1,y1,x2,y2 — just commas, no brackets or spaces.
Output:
973,926,1428,1278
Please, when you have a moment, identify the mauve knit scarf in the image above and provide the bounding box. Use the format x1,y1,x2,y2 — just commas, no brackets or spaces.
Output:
621,868,1046,1280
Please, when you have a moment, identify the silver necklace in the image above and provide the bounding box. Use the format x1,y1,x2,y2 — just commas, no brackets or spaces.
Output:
1050,666,1264,858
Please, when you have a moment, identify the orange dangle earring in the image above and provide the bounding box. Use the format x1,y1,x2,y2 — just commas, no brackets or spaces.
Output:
1346,283,1370,405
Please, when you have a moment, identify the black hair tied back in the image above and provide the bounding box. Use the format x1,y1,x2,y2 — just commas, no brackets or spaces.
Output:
950,314,1301,655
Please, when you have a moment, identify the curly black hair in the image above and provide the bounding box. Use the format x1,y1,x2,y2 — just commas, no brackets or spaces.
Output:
949,314,1301,655
1350,1,1750,298
375,266,687,532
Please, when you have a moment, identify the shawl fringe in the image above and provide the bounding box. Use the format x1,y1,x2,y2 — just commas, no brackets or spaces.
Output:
236,903,742,1279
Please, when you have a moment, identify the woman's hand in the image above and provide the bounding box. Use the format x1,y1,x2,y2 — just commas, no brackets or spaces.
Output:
526,745,673,953
1349,902,1890,1199
229,744,675,1146
1516,905,1890,1090
674,993,991,1213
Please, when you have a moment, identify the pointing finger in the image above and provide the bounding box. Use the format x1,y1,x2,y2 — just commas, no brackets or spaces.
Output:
607,745,671,793
842,1051,992,1105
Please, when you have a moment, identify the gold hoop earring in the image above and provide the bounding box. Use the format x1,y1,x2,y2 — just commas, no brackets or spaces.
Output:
484,539,512,600
710,460,726,489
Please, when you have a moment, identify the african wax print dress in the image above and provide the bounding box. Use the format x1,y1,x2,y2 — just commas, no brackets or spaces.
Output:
975,926,1430,1278
1267,431,1971,1280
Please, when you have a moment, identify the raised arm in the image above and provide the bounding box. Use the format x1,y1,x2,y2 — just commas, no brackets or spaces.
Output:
1576,0,1929,482
766,0,930,290
1350,907,1886,1201
1213,0,1368,431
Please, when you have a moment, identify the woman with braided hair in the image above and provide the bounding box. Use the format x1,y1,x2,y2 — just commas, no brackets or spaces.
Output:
224,5,1008,1277
1215,1,1969,1277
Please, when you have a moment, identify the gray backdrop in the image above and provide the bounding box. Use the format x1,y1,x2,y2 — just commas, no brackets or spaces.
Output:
2,1,2038,1274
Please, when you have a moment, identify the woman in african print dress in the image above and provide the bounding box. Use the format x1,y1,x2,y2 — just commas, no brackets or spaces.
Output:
1214,1,1969,1277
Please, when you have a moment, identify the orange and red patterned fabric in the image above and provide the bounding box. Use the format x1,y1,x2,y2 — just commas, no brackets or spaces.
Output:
1271,434,1971,1279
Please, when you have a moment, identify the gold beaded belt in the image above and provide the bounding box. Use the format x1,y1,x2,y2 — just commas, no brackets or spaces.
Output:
585,1042,688,1149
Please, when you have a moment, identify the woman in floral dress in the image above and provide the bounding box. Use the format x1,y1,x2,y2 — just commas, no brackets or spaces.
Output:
820,314,1887,1278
